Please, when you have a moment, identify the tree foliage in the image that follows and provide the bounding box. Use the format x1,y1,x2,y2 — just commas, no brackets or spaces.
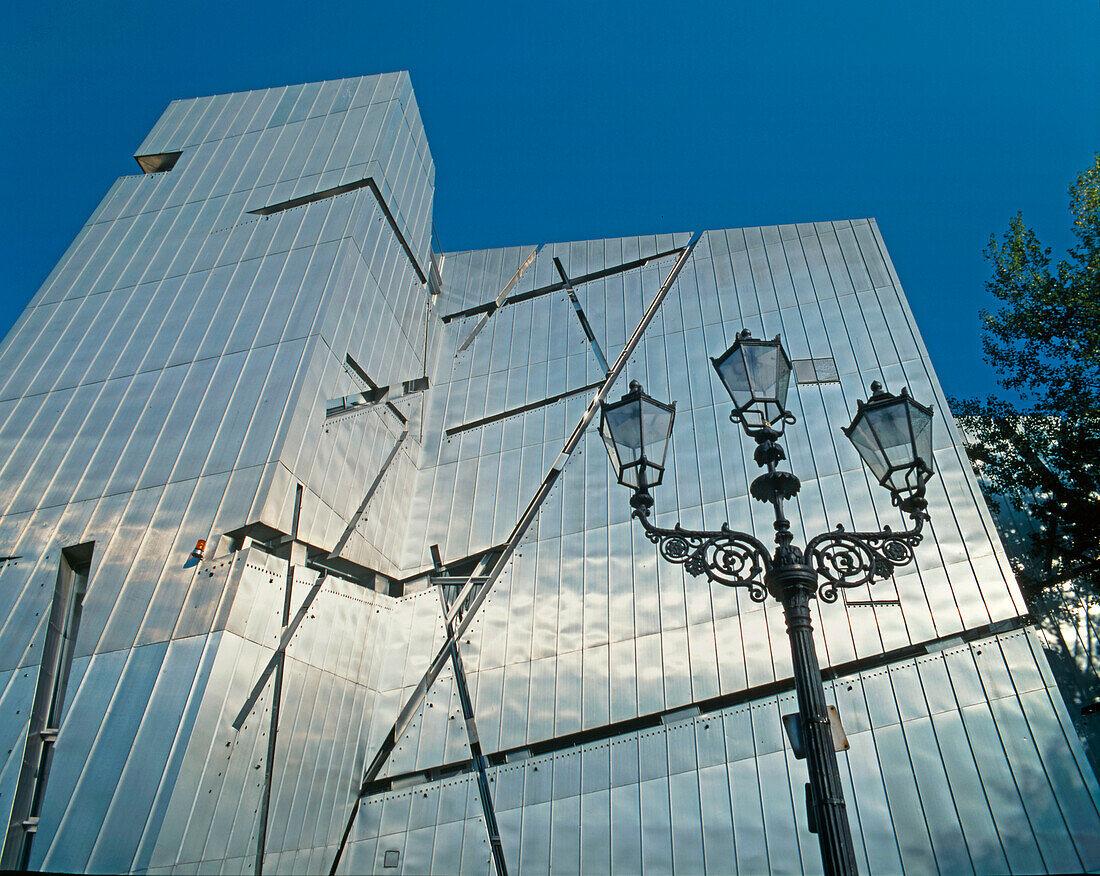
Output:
953,153,1100,596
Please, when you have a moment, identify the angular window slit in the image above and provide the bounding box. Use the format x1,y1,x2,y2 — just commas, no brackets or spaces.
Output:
135,151,182,174
792,357,840,385
326,388,388,419
431,546,502,619
327,363,429,423
249,177,427,283
344,353,377,390
249,177,376,216
455,246,540,355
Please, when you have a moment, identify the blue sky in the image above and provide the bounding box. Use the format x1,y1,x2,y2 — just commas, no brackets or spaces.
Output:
1,0,1096,401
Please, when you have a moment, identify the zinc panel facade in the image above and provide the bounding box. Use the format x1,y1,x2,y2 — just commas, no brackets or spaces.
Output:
0,74,1097,875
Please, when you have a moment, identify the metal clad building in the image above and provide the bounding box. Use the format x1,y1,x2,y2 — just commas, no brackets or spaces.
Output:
0,73,1097,874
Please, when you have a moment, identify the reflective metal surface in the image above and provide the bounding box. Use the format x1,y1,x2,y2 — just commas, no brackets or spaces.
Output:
0,74,1096,874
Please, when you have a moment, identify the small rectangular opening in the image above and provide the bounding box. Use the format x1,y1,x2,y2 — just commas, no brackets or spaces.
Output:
792,357,840,385
428,250,444,297
402,376,430,395
135,151,182,174
326,388,388,419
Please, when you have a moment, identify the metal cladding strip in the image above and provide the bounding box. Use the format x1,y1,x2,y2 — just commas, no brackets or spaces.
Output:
256,485,303,876
441,585,508,876
327,430,409,560
230,571,329,732
233,430,406,732
554,257,610,374
326,232,700,876
455,245,540,356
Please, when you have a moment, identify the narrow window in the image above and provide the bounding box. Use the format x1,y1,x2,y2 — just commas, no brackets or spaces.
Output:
2,543,93,870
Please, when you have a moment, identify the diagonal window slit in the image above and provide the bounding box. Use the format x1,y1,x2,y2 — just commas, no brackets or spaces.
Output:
554,257,609,373
325,431,408,561
231,571,328,732
440,245,686,322
340,354,411,425
454,245,539,356
445,381,604,437
326,378,428,422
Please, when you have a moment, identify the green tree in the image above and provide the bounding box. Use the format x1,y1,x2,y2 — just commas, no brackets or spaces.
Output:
953,153,1100,597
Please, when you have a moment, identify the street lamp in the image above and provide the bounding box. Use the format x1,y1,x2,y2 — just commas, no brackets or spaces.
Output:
710,329,795,435
599,330,935,876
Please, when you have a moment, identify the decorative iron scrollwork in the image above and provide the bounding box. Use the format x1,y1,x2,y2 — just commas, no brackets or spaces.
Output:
636,516,771,600
805,517,925,602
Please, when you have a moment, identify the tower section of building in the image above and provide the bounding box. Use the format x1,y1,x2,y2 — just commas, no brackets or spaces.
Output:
0,73,440,872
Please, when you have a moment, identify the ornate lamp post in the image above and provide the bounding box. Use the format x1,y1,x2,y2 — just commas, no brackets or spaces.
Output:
599,330,935,876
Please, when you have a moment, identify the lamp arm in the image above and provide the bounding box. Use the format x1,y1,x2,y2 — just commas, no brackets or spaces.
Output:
634,512,772,601
804,510,926,602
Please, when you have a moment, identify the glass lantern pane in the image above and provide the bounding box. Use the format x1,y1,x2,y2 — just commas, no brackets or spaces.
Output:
599,423,623,477
865,403,911,451
884,466,916,494
911,406,933,469
715,349,752,406
640,403,674,467
604,402,643,460
744,344,779,398
762,401,784,427
848,417,890,481
878,404,926,479
775,354,792,406
619,459,663,491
